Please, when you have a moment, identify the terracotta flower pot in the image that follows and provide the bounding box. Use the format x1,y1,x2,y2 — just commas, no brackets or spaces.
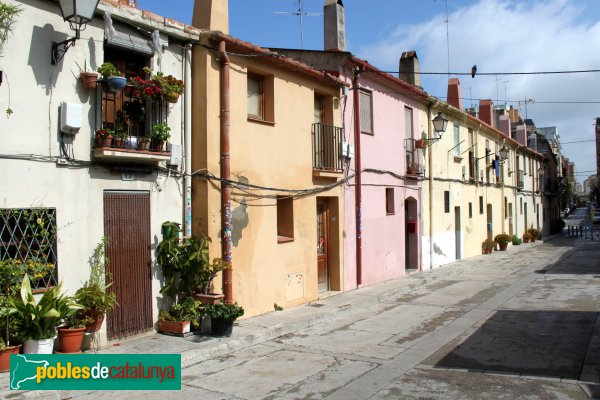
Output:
166,93,180,103
498,242,508,251
0,345,21,372
80,72,99,89
158,320,190,335
102,135,113,148
85,311,105,333
58,327,86,353
194,293,224,305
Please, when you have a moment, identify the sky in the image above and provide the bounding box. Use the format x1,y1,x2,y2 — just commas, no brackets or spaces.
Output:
138,0,600,185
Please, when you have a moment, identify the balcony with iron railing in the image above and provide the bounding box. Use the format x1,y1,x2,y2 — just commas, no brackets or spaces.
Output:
518,170,525,189
404,139,423,177
312,123,344,178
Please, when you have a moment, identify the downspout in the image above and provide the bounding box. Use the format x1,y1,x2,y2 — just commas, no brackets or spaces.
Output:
352,69,362,286
219,40,233,304
499,133,505,234
183,43,193,237
427,103,433,270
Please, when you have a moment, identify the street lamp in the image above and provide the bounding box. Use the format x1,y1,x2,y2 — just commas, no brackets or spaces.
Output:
498,145,509,164
425,112,449,144
51,0,100,65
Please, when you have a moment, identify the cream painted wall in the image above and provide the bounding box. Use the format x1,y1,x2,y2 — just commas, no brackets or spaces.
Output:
193,45,344,317
2,0,190,343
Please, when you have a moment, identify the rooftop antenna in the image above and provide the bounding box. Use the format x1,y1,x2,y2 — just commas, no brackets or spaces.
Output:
275,0,321,49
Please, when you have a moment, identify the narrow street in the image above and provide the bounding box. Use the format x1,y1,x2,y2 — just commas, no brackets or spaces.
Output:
18,233,598,400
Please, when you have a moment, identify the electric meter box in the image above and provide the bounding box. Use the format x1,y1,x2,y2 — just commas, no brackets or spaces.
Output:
60,102,82,134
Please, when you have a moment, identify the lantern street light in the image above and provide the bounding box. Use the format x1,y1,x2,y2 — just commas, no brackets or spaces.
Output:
51,0,100,65
425,112,449,144
499,145,509,164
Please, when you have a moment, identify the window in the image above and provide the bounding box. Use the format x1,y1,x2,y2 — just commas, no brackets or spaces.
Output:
359,90,373,134
100,47,151,140
469,202,473,218
247,74,263,119
386,188,395,215
277,196,294,242
468,129,475,179
485,140,491,183
444,191,450,213
479,196,484,214
0,208,58,291
405,107,414,139
453,124,461,157
314,94,324,124
520,198,523,215
504,197,508,218
247,72,274,122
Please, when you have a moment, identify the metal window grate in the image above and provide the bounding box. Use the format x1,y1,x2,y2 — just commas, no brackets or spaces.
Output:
0,208,58,290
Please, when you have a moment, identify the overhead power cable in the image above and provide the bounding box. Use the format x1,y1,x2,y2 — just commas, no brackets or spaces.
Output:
363,69,600,76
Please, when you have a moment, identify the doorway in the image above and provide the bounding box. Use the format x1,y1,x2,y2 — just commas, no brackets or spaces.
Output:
487,204,493,239
524,203,529,232
508,203,514,236
405,197,418,270
317,199,329,292
104,191,153,340
455,206,461,260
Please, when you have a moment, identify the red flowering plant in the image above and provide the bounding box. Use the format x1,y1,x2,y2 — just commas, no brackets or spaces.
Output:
142,80,161,98
128,76,146,91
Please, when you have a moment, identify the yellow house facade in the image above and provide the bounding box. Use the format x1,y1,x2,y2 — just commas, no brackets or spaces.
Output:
422,80,543,269
191,1,347,317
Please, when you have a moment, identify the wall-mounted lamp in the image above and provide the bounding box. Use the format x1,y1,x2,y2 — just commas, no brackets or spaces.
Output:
498,145,509,164
51,0,100,65
424,112,449,144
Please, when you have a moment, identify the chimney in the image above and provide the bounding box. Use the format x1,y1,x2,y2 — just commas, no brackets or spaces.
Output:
192,0,229,33
515,124,527,146
479,99,494,127
324,0,346,51
498,115,511,137
447,78,462,109
399,51,420,87
508,106,520,124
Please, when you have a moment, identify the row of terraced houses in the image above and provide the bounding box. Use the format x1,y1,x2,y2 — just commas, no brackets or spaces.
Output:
1,0,564,344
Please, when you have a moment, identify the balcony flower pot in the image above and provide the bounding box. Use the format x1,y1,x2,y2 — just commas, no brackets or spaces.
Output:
124,84,134,97
165,93,180,103
106,76,127,92
80,72,99,89
57,327,85,353
138,137,151,150
0,344,21,372
415,139,426,149
193,293,224,305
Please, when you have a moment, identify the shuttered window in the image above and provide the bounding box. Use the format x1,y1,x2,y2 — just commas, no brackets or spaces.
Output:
359,90,373,134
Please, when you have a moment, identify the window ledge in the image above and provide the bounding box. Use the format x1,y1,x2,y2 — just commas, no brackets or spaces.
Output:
386,212,395,216
248,116,275,126
277,235,294,244
93,147,171,164
361,131,374,136
313,169,343,179
453,156,463,162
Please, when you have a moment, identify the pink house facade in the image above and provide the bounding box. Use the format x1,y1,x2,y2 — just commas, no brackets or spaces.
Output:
274,1,430,291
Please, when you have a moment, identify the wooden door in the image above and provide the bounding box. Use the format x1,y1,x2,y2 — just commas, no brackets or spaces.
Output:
317,200,329,292
455,206,462,260
104,191,153,340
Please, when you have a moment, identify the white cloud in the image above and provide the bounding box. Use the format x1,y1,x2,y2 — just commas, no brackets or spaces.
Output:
355,0,600,183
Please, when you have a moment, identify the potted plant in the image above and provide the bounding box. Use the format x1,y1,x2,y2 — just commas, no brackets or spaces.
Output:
528,227,539,242
481,238,495,254
522,232,530,243
8,275,82,354
57,313,87,354
494,233,511,251
74,238,118,333
204,303,244,336
151,123,171,151
153,72,184,103
97,62,126,92
194,258,231,305
112,128,127,148
95,128,113,147
511,234,522,245
0,259,24,372
75,60,99,89
157,297,201,336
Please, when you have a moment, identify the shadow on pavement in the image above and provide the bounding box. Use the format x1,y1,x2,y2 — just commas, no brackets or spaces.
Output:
431,310,598,380
534,235,600,275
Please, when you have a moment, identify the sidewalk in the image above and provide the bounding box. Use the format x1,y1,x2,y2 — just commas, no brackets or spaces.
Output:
98,237,552,367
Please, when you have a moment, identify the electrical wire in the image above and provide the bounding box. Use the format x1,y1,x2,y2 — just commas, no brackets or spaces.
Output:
362,69,600,77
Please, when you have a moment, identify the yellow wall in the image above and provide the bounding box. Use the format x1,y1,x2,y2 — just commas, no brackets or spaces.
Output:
192,44,344,317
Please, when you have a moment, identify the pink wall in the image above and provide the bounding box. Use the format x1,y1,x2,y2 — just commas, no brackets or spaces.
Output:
343,75,423,290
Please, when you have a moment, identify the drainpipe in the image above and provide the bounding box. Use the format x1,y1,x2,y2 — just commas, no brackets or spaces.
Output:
499,133,505,234
427,103,433,270
352,69,362,286
183,43,193,237
219,40,233,304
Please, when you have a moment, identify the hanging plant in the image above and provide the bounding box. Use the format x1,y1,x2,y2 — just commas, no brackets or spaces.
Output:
0,1,22,56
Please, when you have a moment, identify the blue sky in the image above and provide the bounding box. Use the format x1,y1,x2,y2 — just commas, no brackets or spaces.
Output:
138,0,600,184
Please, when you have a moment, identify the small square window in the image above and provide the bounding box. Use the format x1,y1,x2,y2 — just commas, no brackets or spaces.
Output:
277,196,294,243
386,188,395,215
444,191,450,213
247,72,274,123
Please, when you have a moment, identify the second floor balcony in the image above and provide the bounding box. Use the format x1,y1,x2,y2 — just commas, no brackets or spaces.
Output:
405,139,423,177
312,123,344,178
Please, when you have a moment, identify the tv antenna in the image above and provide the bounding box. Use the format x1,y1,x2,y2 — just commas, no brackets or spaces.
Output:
275,0,321,49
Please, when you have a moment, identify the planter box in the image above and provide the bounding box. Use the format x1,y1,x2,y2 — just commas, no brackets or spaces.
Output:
158,320,191,336
194,293,224,305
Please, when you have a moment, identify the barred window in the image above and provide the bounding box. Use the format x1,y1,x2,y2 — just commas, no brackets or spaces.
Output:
0,208,58,291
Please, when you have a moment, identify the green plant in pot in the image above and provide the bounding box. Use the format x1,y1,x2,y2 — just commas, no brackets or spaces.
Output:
97,62,126,92
74,238,118,333
527,227,539,242
493,233,511,251
151,123,171,151
8,275,82,354
0,260,24,371
195,258,231,305
511,234,522,245
481,238,495,254
204,303,244,336
158,297,202,335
